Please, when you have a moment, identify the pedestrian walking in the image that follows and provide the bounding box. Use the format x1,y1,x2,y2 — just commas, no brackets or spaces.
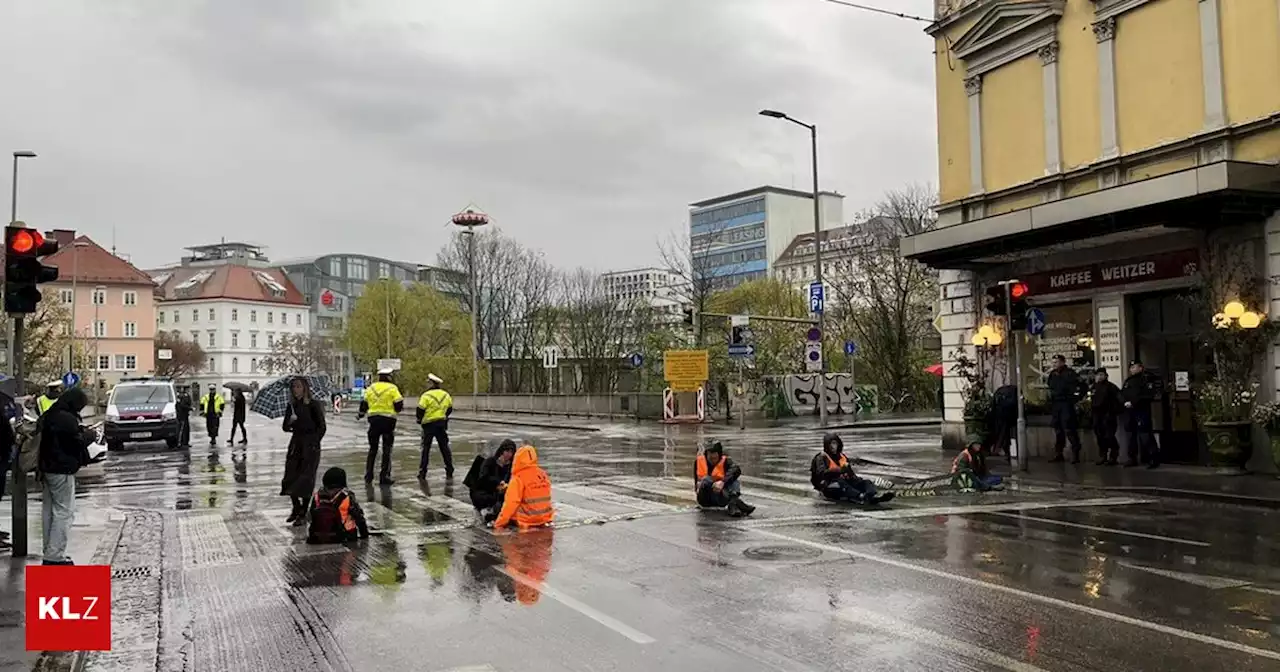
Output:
415,373,454,480
38,387,96,565
175,388,192,448
229,389,248,445
1122,359,1160,468
1046,354,1083,463
201,385,225,446
357,368,403,485
282,376,327,526
1090,368,1123,465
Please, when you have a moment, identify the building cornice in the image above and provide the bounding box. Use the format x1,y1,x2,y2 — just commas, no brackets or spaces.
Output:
952,1,1065,76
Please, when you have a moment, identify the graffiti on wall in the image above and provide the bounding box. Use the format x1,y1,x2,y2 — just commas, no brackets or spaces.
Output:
785,374,878,415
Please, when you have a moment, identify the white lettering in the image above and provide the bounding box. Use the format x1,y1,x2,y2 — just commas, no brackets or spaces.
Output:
82,596,99,621
38,596,60,620
60,598,80,620
1049,270,1092,289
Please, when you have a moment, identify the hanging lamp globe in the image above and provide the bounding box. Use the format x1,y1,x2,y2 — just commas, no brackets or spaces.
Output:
451,208,490,228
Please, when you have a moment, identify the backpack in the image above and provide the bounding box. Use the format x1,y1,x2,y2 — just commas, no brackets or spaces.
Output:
307,491,347,544
461,454,486,489
17,417,43,474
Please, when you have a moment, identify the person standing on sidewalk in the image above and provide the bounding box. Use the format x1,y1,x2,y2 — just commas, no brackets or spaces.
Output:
415,373,454,480
201,385,225,446
175,388,193,448
357,368,402,485
1047,355,1083,463
38,387,95,565
1122,359,1160,469
282,376,326,526
1091,368,1123,465
228,389,248,445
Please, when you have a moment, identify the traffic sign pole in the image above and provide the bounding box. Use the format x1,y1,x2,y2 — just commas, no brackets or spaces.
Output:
1003,280,1028,473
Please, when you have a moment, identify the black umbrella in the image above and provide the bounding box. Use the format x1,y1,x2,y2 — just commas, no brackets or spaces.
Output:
250,374,335,419
223,382,252,393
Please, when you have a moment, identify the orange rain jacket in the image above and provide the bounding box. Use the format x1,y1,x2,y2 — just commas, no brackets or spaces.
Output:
494,446,555,529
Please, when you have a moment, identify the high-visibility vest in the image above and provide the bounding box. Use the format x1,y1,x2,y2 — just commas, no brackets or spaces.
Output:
825,453,848,471
513,469,554,528
364,381,402,417
201,394,225,415
952,450,975,474
418,388,452,423
36,395,54,415
695,455,726,482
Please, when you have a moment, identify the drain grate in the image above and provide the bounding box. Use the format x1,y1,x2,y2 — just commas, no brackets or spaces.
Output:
742,544,824,561
111,565,154,580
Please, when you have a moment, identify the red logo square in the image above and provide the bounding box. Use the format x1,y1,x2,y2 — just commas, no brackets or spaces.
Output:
25,565,112,651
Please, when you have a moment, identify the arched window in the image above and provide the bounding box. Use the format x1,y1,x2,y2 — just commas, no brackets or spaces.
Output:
231,357,239,373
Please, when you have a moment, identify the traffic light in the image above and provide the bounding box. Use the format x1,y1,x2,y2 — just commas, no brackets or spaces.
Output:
984,285,1006,316
682,306,695,326
4,225,59,314
730,325,745,346
1009,282,1031,331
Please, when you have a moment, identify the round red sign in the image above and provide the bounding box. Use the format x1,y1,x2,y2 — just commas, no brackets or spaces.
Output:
320,290,334,306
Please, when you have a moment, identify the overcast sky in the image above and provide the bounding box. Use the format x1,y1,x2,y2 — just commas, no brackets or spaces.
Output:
0,0,937,273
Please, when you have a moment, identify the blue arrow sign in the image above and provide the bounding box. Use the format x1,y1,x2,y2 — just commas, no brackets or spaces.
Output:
62,371,80,389
843,341,857,356
628,352,644,368
728,344,755,358
1026,307,1047,336
809,282,824,314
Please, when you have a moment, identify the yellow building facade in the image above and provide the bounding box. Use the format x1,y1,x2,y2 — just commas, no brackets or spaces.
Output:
905,0,1280,468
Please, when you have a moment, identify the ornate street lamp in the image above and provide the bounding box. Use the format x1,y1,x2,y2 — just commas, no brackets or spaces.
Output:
452,207,490,395
971,323,1004,348
1214,301,1264,330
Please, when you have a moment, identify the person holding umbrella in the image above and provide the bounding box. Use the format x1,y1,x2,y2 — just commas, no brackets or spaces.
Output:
228,389,248,446
282,376,326,525
201,384,225,446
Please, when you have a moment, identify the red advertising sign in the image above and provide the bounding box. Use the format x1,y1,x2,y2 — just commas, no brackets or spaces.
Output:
1020,249,1200,296
320,290,334,306
25,565,112,651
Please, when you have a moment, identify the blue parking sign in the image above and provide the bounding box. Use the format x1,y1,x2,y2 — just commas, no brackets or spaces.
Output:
809,282,824,314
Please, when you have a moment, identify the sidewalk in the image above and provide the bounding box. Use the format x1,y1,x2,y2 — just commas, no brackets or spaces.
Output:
753,412,942,431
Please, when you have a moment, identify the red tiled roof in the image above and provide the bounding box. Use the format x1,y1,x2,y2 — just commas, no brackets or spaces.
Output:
152,265,307,305
33,236,155,286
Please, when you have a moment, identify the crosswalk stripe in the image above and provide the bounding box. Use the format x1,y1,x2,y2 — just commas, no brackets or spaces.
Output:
837,606,1048,671
643,476,813,506
557,484,679,512
740,496,1158,527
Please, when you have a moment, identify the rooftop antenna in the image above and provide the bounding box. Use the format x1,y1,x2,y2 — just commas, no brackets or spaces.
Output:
111,224,117,256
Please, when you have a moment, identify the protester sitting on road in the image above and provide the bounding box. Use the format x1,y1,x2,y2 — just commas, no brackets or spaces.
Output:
952,440,1003,492
465,439,516,524
39,387,96,565
810,432,894,505
492,445,555,529
694,441,755,517
308,467,369,544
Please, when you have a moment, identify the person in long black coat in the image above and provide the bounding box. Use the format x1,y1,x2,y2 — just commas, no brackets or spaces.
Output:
281,377,326,526
229,389,248,445
1090,368,1123,465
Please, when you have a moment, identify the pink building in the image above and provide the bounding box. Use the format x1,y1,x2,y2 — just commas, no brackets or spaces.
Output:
42,233,157,390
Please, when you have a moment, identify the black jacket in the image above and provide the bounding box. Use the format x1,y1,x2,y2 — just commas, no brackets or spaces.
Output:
1046,367,1081,404
472,454,511,495
1121,371,1157,412
0,409,14,468
38,388,94,475
175,395,192,419
232,394,247,422
811,432,854,489
693,455,741,489
1090,380,1122,418
283,398,327,439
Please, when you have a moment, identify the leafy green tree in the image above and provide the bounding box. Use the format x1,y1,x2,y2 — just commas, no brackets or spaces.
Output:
708,277,808,381
345,279,486,395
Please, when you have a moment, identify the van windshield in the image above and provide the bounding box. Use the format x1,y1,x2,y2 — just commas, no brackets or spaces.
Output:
112,385,174,405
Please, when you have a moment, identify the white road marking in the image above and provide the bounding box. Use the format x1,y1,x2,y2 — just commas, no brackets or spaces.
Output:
837,606,1048,672
741,497,1157,528
738,475,814,494
987,512,1210,547
1117,562,1252,589
557,484,678,512
645,476,812,505
750,528,1280,662
498,567,656,644
434,665,498,672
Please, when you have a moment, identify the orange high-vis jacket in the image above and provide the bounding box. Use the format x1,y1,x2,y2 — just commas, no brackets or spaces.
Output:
494,446,555,529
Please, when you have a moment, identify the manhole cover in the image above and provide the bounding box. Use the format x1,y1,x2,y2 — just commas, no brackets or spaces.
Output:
742,545,823,561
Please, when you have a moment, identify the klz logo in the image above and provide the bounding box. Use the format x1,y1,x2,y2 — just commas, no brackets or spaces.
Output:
25,565,111,651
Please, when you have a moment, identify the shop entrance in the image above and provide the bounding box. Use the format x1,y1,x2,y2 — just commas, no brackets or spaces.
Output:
1130,290,1210,464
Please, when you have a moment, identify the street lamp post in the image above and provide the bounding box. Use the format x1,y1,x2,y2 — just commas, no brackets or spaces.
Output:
760,110,827,427
452,208,490,396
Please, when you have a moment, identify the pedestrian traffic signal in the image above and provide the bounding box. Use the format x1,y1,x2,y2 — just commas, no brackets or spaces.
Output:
1009,282,1031,331
730,325,745,346
984,286,1006,316
4,225,59,314
682,306,695,326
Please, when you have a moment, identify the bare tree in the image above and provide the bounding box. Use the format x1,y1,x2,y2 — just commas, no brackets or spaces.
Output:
558,269,645,394
436,227,524,366
827,184,940,409
261,333,335,376
498,248,561,393
154,330,206,379
657,215,742,347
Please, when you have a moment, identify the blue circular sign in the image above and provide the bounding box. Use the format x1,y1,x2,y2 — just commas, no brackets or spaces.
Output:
806,327,822,342
62,371,81,388
629,352,644,368
808,350,820,361
843,341,857,355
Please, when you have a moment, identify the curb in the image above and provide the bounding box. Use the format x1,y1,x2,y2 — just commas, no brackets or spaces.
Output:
450,416,601,432
819,419,942,431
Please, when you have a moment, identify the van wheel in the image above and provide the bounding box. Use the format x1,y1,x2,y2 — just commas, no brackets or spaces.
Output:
108,441,124,452
165,437,179,450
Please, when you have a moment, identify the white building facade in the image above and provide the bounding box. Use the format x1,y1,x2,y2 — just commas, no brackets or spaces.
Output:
600,267,688,324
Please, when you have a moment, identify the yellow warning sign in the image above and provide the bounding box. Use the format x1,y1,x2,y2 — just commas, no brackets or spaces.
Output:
663,349,708,389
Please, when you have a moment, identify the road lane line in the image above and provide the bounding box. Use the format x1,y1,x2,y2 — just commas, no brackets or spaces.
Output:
986,512,1210,547
497,568,656,644
837,606,1048,672
749,528,1280,662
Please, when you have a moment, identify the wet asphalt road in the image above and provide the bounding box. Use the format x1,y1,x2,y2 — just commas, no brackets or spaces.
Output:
9,413,1280,671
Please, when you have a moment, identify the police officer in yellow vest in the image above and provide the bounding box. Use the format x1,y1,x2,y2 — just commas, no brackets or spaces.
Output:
201,384,225,446
35,381,63,415
357,368,403,484
415,373,454,480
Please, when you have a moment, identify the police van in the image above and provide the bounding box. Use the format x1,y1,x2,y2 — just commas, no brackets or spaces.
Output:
103,377,181,450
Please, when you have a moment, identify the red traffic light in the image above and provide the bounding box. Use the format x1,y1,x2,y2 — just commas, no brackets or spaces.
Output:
1010,282,1029,300
8,229,41,254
